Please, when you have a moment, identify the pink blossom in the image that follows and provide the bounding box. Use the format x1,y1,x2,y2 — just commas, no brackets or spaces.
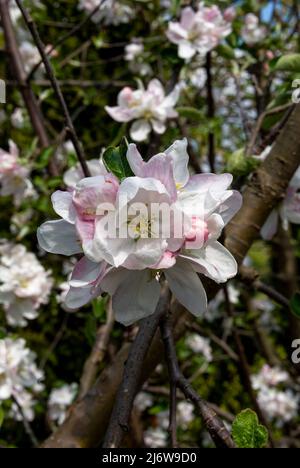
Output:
166,3,233,60
241,14,267,45
105,79,180,141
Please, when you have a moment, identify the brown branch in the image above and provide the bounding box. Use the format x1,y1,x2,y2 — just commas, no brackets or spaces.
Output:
0,0,57,172
78,300,114,399
42,104,300,448
102,287,171,448
16,0,90,177
160,313,235,449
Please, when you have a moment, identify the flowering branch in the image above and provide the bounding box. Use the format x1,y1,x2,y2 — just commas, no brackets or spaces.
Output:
15,0,90,177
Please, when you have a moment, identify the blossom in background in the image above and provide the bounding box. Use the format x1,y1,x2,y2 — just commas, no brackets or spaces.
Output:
186,334,213,362
134,392,154,412
124,42,144,62
0,140,35,206
11,108,27,129
241,14,267,45
105,79,180,141
0,337,44,421
48,383,78,425
78,0,135,26
124,42,151,77
251,364,298,426
38,139,242,326
19,41,41,73
261,166,300,240
0,243,53,327
166,3,234,60
144,427,168,448
177,401,194,428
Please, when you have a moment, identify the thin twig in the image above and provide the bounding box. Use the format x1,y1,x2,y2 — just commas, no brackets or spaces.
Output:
12,396,39,448
160,313,235,449
78,300,114,399
16,0,90,177
103,287,171,448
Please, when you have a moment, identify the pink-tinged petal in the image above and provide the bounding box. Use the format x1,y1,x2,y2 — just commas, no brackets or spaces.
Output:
69,257,105,288
152,250,177,269
166,22,188,44
8,140,19,158
178,41,196,59
130,119,152,141
181,7,196,29
117,86,133,107
64,284,100,310
185,173,233,193
126,144,145,175
206,213,224,240
102,269,161,326
75,216,95,243
181,240,237,283
51,190,76,224
261,209,279,240
165,139,189,188
37,220,82,256
147,79,165,101
217,190,243,225
165,258,207,316
105,105,134,123
151,119,166,135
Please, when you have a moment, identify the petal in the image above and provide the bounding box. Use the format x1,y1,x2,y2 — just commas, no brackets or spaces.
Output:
178,41,196,59
110,270,161,326
261,209,279,240
165,258,207,317
69,257,105,288
151,119,166,135
184,173,233,193
181,240,237,283
165,138,189,188
130,119,152,141
37,220,82,256
64,285,99,310
218,190,243,225
51,191,76,224
105,105,134,123
181,7,196,29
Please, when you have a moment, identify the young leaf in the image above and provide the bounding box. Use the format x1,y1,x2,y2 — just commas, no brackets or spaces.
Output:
232,409,268,448
275,54,300,73
103,138,134,180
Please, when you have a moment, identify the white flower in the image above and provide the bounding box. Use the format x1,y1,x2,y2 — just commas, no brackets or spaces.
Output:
251,364,289,390
0,337,44,421
0,243,53,327
134,392,153,412
144,427,168,448
105,79,180,141
241,14,267,45
19,41,41,73
0,140,35,206
78,0,135,25
11,108,26,129
125,43,144,62
177,401,194,428
48,383,78,425
167,3,233,60
186,334,212,362
257,389,299,426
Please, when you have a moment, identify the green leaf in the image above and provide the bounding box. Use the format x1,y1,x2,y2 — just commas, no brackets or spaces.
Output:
177,106,204,121
275,54,300,73
232,409,268,448
103,138,134,180
290,292,300,318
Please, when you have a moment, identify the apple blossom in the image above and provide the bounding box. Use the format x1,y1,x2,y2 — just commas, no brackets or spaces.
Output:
177,401,194,428
166,3,233,60
0,243,53,327
38,139,242,326
105,80,180,142
134,392,154,412
48,383,78,425
251,364,289,390
0,140,35,206
124,42,144,62
241,14,267,46
0,337,44,421
261,166,300,240
78,0,135,26
186,334,213,362
144,427,168,448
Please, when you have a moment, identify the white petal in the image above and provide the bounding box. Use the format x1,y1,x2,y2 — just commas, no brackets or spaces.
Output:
261,209,279,240
178,41,196,60
130,119,151,142
64,285,99,310
181,241,237,283
165,258,207,317
69,257,104,288
165,138,189,188
37,220,82,256
51,191,76,224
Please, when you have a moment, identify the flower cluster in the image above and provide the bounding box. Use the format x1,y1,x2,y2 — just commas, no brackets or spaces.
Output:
167,3,234,60
38,139,242,326
241,14,267,45
105,79,180,142
0,141,35,206
251,364,299,426
0,242,53,327
78,0,135,26
186,334,213,362
47,383,78,426
0,337,44,421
